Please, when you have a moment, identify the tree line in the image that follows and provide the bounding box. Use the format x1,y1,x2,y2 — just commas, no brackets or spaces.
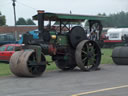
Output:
16,18,35,25
0,11,128,27
0,11,35,26
99,11,128,27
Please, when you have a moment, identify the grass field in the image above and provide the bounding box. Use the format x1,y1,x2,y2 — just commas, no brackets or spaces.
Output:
0,48,113,77
0,64,11,76
101,48,114,64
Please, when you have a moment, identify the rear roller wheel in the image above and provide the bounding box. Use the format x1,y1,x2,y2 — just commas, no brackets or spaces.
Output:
10,50,46,77
75,40,101,71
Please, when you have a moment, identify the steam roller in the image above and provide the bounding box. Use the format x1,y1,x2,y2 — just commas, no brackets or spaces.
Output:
112,47,128,65
9,10,106,77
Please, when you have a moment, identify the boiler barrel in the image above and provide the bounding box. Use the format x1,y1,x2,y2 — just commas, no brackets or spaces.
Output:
112,47,128,65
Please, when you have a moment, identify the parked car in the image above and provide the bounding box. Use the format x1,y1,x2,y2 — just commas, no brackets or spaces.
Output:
0,34,18,46
0,44,23,63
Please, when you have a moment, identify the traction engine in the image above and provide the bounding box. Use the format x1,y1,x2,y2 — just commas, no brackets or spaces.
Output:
10,11,105,77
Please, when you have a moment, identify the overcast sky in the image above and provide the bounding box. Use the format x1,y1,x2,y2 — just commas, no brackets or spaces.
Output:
0,0,128,26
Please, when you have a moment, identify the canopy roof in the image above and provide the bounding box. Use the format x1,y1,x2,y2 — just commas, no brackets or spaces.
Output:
33,12,106,22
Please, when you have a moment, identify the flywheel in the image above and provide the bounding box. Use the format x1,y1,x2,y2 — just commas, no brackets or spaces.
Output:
69,26,87,48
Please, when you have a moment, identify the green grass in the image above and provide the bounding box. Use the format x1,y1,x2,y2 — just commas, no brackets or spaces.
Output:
45,56,57,70
0,63,11,76
101,48,114,64
0,48,113,77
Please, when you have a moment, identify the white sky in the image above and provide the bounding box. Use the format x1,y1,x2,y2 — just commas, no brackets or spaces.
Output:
0,0,128,26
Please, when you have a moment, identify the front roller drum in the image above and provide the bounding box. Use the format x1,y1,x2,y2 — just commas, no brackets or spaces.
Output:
10,50,46,77
75,40,101,71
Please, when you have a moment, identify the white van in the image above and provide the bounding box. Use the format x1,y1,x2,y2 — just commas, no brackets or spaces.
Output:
106,28,128,41
103,28,128,47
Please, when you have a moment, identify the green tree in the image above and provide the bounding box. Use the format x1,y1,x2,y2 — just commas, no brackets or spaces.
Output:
16,17,27,25
99,11,128,27
26,18,35,25
16,18,35,25
0,11,6,26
